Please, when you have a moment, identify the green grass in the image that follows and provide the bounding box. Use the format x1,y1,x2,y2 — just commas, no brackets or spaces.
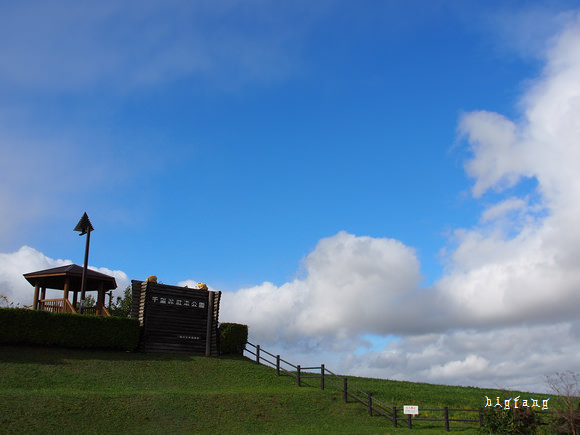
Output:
0,346,555,434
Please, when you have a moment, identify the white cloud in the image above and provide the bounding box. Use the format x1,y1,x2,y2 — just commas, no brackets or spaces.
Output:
221,231,423,349
459,111,527,198
0,246,70,304
427,354,491,380
442,11,580,328
0,246,129,305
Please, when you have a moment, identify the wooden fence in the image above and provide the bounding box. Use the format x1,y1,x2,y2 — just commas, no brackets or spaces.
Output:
244,342,484,431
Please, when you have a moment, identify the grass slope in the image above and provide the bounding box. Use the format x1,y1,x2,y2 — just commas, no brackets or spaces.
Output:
0,346,553,434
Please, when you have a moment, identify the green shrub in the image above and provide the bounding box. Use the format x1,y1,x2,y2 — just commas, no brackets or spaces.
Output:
0,308,140,351
480,406,541,434
219,323,248,355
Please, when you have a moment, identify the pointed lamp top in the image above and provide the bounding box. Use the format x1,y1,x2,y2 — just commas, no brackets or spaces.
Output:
74,212,94,235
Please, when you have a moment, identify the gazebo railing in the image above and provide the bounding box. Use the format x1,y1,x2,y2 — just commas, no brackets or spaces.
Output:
38,298,110,316
83,305,110,316
39,298,77,314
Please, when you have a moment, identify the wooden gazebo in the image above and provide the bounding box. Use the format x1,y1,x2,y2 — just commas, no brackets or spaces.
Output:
24,264,117,316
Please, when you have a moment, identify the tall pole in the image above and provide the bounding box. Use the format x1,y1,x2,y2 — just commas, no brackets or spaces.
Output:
80,228,90,314
74,212,94,314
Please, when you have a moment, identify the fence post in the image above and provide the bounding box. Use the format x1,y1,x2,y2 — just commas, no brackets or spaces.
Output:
343,378,348,403
407,413,412,429
393,406,397,428
256,345,260,364
321,364,325,390
297,365,301,387
368,393,373,416
444,406,449,432
276,355,280,376
479,408,483,427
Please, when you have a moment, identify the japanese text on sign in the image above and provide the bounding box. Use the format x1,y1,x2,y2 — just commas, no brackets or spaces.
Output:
151,296,206,309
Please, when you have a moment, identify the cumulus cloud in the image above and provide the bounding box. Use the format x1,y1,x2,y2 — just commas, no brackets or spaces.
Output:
0,246,129,305
459,111,527,198
388,11,580,389
443,12,580,328
221,231,424,349
0,246,70,303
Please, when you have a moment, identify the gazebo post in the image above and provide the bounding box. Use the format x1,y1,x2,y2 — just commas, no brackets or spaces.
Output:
97,282,105,315
40,287,46,310
64,277,70,301
33,283,39,310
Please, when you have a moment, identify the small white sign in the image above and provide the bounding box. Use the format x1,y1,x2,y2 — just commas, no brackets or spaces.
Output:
403,405,419,415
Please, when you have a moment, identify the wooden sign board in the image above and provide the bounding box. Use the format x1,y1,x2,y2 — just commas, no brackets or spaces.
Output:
131,280,221,355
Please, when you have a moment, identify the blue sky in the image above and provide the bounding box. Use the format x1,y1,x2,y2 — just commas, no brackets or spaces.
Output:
2,1,580,393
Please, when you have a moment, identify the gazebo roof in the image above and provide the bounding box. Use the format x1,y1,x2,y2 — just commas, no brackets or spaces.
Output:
23,264,117,291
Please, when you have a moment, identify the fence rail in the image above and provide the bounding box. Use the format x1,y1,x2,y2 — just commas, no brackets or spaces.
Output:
244,341,488,431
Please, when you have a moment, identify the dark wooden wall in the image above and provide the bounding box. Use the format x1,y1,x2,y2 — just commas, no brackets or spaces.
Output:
131,280,221,356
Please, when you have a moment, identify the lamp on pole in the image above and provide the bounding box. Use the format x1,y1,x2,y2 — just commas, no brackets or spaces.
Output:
74,212,94,314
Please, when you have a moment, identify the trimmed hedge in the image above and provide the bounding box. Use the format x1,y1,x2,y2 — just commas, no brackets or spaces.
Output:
219,322,248,355
0,308,140,351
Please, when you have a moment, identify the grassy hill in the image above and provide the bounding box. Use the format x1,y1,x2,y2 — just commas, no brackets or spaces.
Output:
0,346,554,434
